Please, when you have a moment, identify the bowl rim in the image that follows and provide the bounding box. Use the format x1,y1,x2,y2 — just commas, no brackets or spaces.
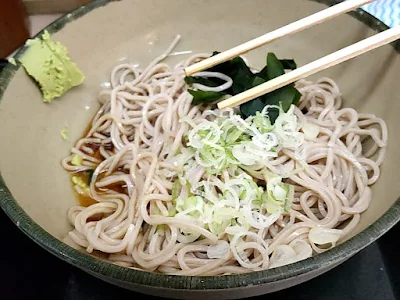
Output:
1,0,400,291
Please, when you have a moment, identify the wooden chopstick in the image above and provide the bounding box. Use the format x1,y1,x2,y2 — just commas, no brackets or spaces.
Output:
217,25,400,109
184,0,375,76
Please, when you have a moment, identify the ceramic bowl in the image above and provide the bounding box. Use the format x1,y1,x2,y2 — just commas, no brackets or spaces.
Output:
1,0,400,299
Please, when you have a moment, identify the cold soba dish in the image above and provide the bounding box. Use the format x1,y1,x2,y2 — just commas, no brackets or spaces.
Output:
62,36,387,275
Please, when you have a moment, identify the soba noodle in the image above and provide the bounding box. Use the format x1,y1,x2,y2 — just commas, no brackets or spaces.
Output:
62,36,387,275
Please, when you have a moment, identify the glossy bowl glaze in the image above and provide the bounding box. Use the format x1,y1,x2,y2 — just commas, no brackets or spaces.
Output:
1,1,400,299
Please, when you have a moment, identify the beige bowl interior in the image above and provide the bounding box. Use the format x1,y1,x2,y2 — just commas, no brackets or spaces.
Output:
0,0,399,250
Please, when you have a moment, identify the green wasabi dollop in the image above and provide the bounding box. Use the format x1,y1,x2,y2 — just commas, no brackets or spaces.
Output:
20,30,85,103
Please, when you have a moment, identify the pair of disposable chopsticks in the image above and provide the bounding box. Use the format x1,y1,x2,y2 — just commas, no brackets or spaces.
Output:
184,0,400,109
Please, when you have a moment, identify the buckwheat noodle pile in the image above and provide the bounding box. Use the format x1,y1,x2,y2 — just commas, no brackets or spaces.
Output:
62,36,387,275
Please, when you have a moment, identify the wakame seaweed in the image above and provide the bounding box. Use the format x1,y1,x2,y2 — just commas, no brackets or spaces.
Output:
185,52,300,123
